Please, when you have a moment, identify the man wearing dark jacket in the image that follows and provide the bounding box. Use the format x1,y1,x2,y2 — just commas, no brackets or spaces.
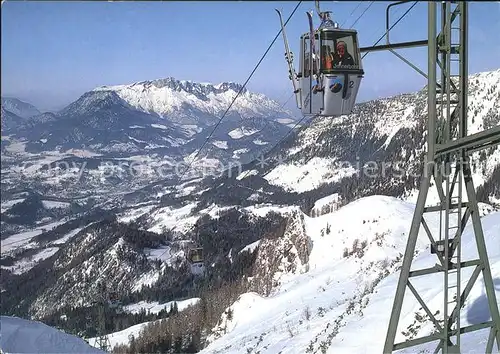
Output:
332,41,355,67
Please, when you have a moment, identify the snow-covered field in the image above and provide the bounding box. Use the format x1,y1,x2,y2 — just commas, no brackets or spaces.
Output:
122,298,200,315
146,202,199,234
2,247,60,275
1,198,25,213
200,196,500,354
253,139,269,146
87,298,201,349
212,140,229,149
264,157,357,193
1,220,68,255
88,320,158,350
0,316,104,353
228,127,259,139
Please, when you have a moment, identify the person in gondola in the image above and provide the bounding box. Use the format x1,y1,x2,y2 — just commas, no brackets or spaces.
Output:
332,41,355,67
321,45,334,70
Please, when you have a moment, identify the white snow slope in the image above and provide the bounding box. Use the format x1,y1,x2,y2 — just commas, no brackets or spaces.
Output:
0,316,104,353
260,69,500,197
123,298,200,315
201,195,500,354
88,320,158,351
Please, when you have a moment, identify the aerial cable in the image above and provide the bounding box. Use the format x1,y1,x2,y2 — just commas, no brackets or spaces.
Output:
154,95,302,260
280,92,295,109
262,114,312,162
361,1,418,60
175,0,303,184
350,1,375,28
234,113,316,187
236,3,417,191
4,3,305,259
340,1,364,28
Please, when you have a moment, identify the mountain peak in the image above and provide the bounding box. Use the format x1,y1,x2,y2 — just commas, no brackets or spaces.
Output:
1,97,41,119
90,76,289,124
95,77,247,96
59,90,130,116
215,81,246,93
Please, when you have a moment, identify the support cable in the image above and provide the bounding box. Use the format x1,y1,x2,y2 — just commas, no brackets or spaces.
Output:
175,0,303,184
350,1,375,28
362,1,418,60
340,1,364,28
233,113,316,194
2,3,305,255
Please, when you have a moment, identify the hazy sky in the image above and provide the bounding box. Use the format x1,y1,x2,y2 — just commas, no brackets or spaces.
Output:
2,1,500,112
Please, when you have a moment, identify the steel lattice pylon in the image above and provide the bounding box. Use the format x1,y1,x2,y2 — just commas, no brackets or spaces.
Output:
382,2,500,353
94,282,112,352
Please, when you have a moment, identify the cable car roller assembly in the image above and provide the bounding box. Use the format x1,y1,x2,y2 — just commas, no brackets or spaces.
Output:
275,1,499,353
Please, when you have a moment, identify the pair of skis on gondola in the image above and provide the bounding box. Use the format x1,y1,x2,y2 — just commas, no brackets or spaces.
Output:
276,8,320,104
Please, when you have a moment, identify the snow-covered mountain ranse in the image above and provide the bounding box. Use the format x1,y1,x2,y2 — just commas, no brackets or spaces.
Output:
1,97,41,133
1,69,499,354
4,77,295,159
201,68,500,210
1,97,41,119
93,78,295,125
1,106,26,132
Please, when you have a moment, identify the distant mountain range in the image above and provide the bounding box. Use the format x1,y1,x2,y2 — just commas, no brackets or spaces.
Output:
1,69,499,354
1,97,40,119
1,78,295,157
93,78,294,125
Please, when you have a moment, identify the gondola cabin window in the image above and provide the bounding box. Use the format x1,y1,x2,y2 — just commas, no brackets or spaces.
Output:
189,248,203,263
320,30,361,73
302,34,320,78
303,36,310,78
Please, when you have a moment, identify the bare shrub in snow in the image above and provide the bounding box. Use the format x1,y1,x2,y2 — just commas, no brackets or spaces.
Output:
303,306,311,321
379,257,390,269
342,238,369,258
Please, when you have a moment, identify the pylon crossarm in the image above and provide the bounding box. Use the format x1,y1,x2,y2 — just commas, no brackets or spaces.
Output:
451,321,496,336
436,125,500,157
424,202,467,213
409,260,480,278
394,333,442,351
409,265,442,278
407,280,443,332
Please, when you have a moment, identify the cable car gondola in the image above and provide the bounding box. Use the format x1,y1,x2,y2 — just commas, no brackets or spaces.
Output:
276,0,364,117
108,291,122,311
187,247,205,276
